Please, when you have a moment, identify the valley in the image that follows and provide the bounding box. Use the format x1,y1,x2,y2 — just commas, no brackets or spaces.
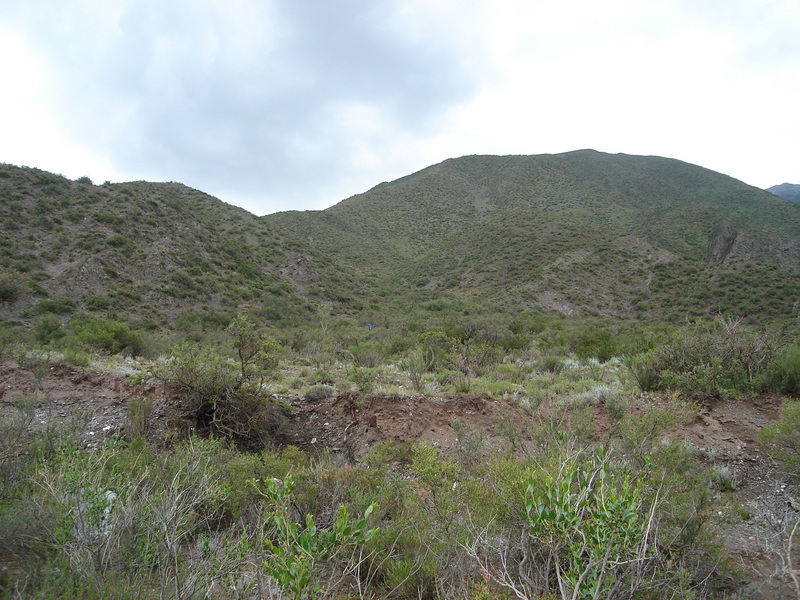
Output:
2,151,800,599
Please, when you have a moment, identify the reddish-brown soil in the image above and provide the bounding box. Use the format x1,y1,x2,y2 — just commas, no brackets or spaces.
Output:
1,357,797,599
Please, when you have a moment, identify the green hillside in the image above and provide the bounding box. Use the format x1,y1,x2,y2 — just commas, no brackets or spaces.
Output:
266,150,800,321
3,150,800,335
769,182,800,203
0,164,365,332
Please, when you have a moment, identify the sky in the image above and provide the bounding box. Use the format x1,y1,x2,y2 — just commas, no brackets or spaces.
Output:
1,1,799,216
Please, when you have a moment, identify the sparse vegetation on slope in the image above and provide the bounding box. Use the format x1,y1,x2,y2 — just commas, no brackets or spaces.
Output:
0,163,369,334
268,151,800,322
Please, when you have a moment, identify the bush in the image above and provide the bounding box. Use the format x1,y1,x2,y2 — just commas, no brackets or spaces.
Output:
0,268,23,304
760,400,800,480
35,296,77,315
348,341,387,367
70,314,143,356
627,318,778,396
537,355,565,374
570,325,620,362
399,348,433,392
163,342,288,450
34,315,65,345
304,384,334,401
309,368,335,385
763,344,800,395
523,450,649,599
348,365,379,393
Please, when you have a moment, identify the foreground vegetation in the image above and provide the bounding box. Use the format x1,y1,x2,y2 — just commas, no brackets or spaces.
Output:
2,307,800,599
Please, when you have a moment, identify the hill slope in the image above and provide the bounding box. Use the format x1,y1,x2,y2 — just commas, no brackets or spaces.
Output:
0,164,365,330
768,182,800,203
266,150,800,320
3,151,800,330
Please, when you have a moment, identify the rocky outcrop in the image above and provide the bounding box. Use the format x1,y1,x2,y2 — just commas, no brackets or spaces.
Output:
708,221,800,270
708,222,739,264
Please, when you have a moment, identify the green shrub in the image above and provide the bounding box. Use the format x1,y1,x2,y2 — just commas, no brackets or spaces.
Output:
0,268,23,304
453,373,472,394
627,318,778,396
309,368,335,385
84,294,111,311
474,378,517,398
348,341,387,367
523,449,649,599
399,348,433,392
760,400,800,480
305,384,334,401
35,296,77,315
537,355,565,374
62,347,90,367
763,344,800,395
226,314,281,381
105,234,132,249
163,342,288,450
34,315,65,344
70,315,143,356
256,474,377,600
348,365,379,393
570,325,620,362
625,351,660,391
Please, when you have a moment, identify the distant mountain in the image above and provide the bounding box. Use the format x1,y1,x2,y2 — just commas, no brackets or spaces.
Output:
768,183,800,203
3,151,800,328
267,150,800,320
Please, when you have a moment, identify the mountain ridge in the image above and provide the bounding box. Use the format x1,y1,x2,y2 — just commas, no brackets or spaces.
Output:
265,150,800,319
768,182,800,203
2,151,800,327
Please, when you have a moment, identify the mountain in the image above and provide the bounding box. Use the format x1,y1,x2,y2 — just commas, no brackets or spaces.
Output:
768,182,800,203
266,150,800,320
0,164,362,330
2,151,800,330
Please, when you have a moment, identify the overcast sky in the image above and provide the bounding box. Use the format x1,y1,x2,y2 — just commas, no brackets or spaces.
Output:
1,1,798,216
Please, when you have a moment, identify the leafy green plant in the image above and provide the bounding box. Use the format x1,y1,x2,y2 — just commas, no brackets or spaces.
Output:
538,355,565,374
35,296,77,315
348,365,378,393
0,268,23,304
34,314,65,345
304,384,334,401
627,318,779,396
524,449,650,600
257,474,377,600
763,344,800,395
163,342,286,449
348,341,387,368
225,313,280,381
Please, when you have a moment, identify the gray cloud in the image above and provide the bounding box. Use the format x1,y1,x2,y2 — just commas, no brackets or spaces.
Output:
8,1,477,214
6,1,797,210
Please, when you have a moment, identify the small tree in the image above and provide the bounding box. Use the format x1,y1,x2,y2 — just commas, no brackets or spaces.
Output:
226,314,280,382
165,316,285,449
